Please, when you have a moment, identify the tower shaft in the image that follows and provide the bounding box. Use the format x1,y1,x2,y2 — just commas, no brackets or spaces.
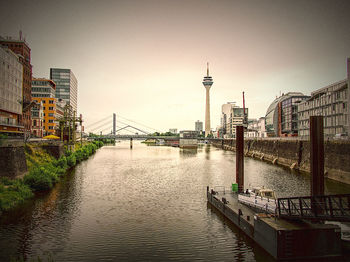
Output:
205,87,211,137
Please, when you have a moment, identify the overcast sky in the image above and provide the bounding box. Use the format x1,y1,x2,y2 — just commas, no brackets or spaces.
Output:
1,0,350,133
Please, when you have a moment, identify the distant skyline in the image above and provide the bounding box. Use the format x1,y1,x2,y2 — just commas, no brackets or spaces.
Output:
1,0,350,133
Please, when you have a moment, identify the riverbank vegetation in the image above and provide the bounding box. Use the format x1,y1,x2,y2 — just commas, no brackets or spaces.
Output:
0,141,103,214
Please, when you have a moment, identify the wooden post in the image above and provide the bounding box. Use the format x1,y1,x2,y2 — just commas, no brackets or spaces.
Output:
310,116,324,197
236,125,244,193
130,137,133,149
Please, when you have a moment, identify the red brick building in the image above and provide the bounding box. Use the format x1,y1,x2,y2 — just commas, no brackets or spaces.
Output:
0,34,33,137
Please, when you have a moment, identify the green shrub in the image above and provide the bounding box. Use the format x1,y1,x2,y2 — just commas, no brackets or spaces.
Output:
24,165,59,191
0,180,33,212
67,154,76,167
56,156,68,169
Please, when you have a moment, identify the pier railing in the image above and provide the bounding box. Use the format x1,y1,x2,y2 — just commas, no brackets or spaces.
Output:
278,194,350,222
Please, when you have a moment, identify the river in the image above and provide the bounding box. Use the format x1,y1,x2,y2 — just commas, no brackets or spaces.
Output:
0,141,349,261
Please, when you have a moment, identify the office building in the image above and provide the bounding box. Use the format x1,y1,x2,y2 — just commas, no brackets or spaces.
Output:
221,102,236,136
298,59,350,138
0,34,33,136
229,106,249,138
202,63,213,137
50,68,78,112
0,45,23,136
31,78,59,135
265,92,309,137
195,120,203,132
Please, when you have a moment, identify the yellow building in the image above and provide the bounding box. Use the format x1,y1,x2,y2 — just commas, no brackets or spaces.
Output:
31,78,61,135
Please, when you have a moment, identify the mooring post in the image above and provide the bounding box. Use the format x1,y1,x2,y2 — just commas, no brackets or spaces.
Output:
236,125,244,193
130,137,133,149
310,116,324,197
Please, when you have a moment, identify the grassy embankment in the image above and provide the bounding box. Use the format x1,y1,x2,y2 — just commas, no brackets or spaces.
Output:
0,141,104,214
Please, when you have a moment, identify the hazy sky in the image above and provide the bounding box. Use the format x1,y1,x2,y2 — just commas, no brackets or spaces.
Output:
1,0,350,133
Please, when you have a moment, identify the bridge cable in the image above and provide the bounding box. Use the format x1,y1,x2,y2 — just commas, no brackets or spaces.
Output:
117,115,160,132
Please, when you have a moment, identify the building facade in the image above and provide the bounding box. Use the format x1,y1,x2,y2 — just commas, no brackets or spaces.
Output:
265,92,309,137
221,102,236,136
50,68,78,112
0,35,33,136
31,102,44,137
229,107,248,138
247,117,266,138
195,120,203,132
31,78,58,135
0,46,23,136
298,80,349,138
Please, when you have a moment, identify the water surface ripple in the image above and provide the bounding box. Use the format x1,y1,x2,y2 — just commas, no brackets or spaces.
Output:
0,142,349,261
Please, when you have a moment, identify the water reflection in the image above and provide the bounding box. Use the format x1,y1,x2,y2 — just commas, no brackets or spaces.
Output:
0,141,349,261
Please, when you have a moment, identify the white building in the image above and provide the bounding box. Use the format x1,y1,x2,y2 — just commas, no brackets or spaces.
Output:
247,117,267,138
221,102,236,137
298,58,349,138
0,45,23,135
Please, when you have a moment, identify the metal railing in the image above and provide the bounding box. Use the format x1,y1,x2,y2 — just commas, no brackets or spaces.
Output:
278,194,350,222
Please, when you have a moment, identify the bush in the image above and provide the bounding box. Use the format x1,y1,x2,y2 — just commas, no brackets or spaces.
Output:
67,154,76,167
55,156,68,169
0,180,33,212
24,164,59,191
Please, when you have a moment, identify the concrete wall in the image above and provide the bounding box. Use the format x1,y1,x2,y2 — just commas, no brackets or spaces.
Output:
0,140,64,179
212,138,350,184
0,142,27,179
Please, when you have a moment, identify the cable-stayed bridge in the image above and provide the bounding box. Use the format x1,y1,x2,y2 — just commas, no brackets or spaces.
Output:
85,113,159,137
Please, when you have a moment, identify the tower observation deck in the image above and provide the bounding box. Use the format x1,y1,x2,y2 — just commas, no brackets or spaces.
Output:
202,63,213,137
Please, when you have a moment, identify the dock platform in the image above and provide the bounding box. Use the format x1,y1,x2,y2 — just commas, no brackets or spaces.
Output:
207,188,343,260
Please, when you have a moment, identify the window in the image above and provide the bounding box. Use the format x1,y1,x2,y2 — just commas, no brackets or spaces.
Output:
49,119,54,123
49,100,54,104
49,107,54,110
49,126,53,129
49,113,54,117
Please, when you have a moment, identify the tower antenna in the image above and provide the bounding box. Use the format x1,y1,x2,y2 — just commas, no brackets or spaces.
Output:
207,62,209,77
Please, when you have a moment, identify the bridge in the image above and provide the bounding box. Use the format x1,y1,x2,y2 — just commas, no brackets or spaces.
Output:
84,113,222,141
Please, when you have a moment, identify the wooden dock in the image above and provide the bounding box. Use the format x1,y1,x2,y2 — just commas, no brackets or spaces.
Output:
207,188,343,260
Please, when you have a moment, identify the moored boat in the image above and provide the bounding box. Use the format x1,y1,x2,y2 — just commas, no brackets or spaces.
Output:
238,186,277,213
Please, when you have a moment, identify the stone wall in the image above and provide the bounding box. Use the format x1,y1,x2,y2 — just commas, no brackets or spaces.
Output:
0,140,64,179
0,142,27,179
212,138,350,184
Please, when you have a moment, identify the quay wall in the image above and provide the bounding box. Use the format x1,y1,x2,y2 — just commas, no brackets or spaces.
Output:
0,140,64,179
0,141,27,179
212,138,350,184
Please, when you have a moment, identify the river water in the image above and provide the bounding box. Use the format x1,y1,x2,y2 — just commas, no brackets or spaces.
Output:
1,141,349,261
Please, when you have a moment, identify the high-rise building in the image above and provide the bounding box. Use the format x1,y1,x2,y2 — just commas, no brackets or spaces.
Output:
0,45,23,136
221,102,236,136
50,68,78,112
0,34,33,136
202,63,213,137
31,78,60,135
195,120,203,132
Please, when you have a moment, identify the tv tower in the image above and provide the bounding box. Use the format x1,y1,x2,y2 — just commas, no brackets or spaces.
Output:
202,62,213,137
